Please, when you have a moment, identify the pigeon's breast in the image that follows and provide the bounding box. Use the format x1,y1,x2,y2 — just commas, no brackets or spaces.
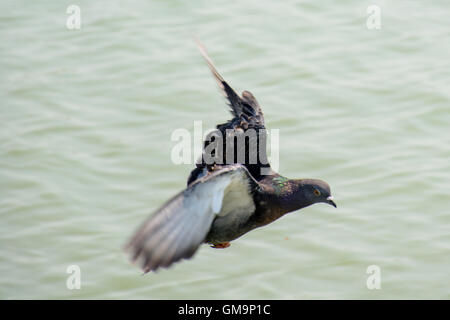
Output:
205,177,256,243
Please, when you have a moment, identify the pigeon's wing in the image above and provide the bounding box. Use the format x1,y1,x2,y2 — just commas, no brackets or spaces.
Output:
191,41,269,183
125,164,258,273
195,39,265,126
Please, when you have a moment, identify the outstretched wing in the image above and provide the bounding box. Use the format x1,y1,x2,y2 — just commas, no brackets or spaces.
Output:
125,164,258,273
190,41,270,184
195,39,265,126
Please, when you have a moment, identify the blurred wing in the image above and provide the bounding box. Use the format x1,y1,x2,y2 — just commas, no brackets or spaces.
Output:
125,164,257,273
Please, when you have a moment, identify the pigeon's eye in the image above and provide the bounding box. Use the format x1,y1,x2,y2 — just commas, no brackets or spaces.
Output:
313,189,321,196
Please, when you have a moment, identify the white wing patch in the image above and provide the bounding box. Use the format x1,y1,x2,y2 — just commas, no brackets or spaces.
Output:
212,190,224,214
191,172,232,215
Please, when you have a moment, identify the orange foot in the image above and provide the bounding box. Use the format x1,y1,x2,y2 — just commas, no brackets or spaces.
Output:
211,242,230,249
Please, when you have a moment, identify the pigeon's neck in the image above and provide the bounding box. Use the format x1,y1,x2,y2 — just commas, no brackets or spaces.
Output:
251,178,312,228
277,179,313,215
259,176,313,215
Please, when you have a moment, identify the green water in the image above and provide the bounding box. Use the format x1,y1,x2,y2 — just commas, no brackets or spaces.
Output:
1,0,449,299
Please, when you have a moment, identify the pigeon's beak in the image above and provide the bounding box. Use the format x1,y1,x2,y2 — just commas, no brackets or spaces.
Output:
326,195,337,208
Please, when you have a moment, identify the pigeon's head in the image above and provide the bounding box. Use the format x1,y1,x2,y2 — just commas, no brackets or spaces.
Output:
301,179,336,208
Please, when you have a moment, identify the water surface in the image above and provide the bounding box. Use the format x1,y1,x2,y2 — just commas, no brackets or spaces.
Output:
1,0,449,299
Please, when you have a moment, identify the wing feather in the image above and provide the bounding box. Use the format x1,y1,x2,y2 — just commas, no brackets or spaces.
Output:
195,39,244,117
125,164,258,272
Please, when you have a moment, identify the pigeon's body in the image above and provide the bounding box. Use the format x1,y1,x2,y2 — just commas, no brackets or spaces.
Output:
125,42,336,273
204,169,333,245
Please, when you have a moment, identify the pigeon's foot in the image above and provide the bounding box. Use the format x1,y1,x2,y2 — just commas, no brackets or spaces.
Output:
211,242,230,249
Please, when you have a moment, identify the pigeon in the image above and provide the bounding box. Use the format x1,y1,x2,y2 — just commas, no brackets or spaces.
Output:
125,41,336,273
